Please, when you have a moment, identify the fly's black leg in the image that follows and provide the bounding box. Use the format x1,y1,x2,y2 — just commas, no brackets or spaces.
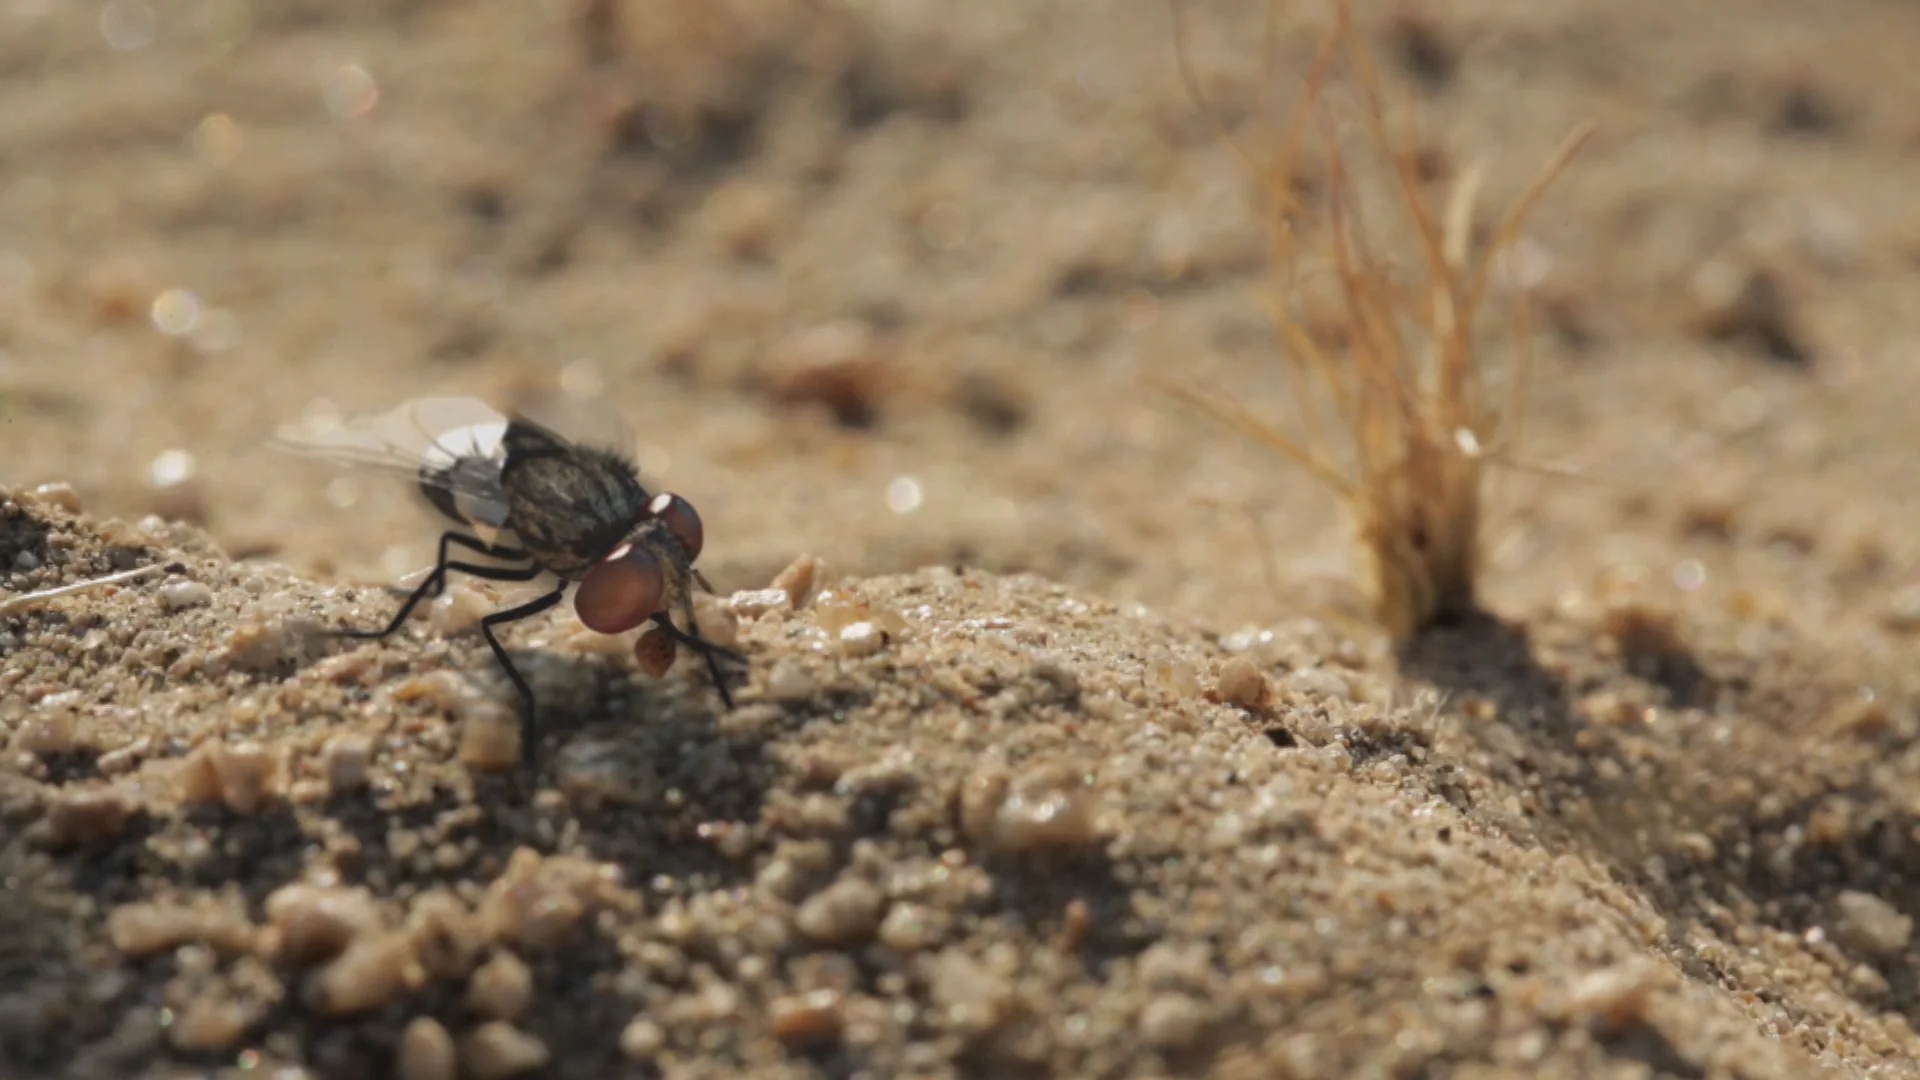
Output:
479,587,566,768
418,532,530,599
651,609,744,709
391,532,530,602
337,536,543,642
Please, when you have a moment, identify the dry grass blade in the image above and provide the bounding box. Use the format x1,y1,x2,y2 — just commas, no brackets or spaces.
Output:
0,564,164,615
1154,0,1590,639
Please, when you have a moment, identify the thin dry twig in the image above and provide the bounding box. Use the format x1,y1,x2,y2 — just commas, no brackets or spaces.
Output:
1154,0,1591,638
0,563,165,615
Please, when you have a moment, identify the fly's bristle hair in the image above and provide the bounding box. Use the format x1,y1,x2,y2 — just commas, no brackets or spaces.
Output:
1156,0,1591,639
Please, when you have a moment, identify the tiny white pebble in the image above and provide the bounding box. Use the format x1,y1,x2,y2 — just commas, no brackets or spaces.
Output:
158,580,213,612
691,594,741,650
429,581,493,637
323,734,374,795
1284,668,1352,704
765,661,817,702
836,621,887,657
729,588,791,619
25,482,83,514
619,1016,665,1060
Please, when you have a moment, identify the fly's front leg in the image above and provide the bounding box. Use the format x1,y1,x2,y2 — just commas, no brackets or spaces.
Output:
652,605,744,710
478,587,566,768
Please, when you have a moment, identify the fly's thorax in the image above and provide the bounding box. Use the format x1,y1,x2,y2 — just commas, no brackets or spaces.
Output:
499,420,652,579
502,478,648,579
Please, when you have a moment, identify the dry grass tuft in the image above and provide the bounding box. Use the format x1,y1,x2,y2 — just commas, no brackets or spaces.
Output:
1154,0,1591,638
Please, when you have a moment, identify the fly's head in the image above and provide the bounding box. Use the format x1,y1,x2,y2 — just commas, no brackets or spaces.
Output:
572,492,707,635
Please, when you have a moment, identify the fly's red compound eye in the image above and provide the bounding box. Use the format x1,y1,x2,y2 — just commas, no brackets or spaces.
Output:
648,492,704,560
574,542,664,634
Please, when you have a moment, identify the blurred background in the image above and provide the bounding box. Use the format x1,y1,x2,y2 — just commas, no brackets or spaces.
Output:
4,0,1920,632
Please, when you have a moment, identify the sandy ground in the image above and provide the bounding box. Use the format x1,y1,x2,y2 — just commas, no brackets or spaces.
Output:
6,0,1920,1077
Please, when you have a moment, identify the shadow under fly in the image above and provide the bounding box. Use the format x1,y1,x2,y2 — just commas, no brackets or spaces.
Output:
274,394,746,767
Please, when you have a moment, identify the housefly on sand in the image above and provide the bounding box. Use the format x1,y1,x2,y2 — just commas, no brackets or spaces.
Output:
274,393,746,768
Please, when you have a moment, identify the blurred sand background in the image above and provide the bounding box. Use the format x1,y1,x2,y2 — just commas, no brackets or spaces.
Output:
7,0,1920,1077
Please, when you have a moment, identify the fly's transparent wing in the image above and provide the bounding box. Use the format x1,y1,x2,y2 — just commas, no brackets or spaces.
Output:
271,395,516,547
502,383,637,465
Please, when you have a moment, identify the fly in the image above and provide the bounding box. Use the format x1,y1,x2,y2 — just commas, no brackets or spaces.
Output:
274,394,746,768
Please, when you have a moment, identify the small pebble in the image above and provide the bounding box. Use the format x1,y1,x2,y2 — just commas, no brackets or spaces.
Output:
765,660,818,702
1056,898,1092,952
397,1017,458,1080
691,592,741,650
1214,656,1271,710
168,996,250,1053
1835,890,1912,958
24,481,83,514
1283,668,1352,705
770,553,824,609
14,711,78,755
957,768,1010,844
988,764,1102,852
107,903,202,958
176,742,284,813
429,581,493,637
458,706,522,773
460,1021,551,1080
207,741,284,814
729,588,791,619
95,737,149,776
1558,960,1661,1036
1139,992,1206,1049
303,932,424,1017
1032,655,1080,695
175,746,224,804
878,903,950,953
473,848,621,952
1149,653,1200,697
43,786,139,848
926,949,1012,1035
158,579,213,612
619,1016,665,1060
837,620,887,656
265,882,380,967
323,733,374,795
407,891,483,981
106,899,255,958
768,988,845,1046
466,951,534,1021
219,615,323,673
794,877,886,946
